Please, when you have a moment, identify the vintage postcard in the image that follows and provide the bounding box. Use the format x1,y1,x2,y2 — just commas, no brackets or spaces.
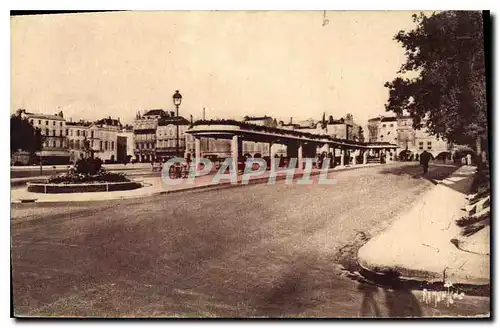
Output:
10,10,490,318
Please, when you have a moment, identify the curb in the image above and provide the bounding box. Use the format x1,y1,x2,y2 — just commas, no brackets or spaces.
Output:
356,165,489,286
12,162,391,204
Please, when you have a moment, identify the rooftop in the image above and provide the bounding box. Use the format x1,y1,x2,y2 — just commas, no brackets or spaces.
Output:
95,117,121,127
143,109,168,117
66,121,92,127
24,112,65,121
158,116,191,126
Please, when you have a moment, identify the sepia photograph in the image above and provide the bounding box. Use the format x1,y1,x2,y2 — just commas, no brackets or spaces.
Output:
10,9,490,318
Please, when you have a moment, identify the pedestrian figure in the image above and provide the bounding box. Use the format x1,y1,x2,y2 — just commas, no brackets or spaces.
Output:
419,150,434,174
466,153,472,165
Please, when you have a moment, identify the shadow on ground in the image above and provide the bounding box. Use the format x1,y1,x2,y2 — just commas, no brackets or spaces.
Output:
379,163,473,195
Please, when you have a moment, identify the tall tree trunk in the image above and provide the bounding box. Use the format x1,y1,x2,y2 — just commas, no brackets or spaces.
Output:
476,136,482,155
475,135,483,172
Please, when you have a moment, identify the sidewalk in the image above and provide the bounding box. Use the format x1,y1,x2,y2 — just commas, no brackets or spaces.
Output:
11,162,386,204
357,165,490,285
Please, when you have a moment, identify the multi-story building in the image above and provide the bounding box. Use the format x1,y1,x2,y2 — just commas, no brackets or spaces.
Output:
156,113,191,159
378,117,399,144
368,114,453,158
66,117,122,163
317,114,361,141
396,116,416,150
133,109,166,162
242,116,277,157
18,109,70,164
89,117,122,162
367,116,382,143
66,120,92,163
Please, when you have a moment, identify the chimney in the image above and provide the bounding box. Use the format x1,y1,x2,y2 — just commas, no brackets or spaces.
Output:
170,111,175,117
190,114,193,124
289,117,293,125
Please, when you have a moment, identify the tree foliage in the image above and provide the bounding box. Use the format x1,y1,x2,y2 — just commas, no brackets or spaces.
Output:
384,11,487,147
10,114,44,155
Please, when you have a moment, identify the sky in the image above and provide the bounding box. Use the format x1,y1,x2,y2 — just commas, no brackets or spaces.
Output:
11,11,427,126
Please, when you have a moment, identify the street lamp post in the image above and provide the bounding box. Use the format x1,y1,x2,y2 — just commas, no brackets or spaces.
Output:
172,90,183,157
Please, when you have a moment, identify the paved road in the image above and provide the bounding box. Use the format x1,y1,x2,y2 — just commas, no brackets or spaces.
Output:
11,162,490,317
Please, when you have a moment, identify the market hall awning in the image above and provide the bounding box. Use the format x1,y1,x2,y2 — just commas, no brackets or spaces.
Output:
186,120,398,173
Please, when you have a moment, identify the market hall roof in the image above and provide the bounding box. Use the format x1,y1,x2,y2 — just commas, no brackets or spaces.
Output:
187,119,397,149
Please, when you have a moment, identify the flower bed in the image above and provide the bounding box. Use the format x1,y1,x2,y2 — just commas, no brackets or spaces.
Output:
26,157,143,194
48,170,130,184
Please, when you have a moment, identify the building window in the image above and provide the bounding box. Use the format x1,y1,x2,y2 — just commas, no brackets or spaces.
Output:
419,142,424,150
77,130,80,137
75,140,80,149
69,140,74,149
45,128,48,135
100,141,103,151
111,141,114,150
65,129,68,136
44,141,49,147
60,140,63,148
83,131,86,137
53,121,56,126
382,124,386,128
52,141,56,147
53,130,56,136
60,122,63,127
91,131,94,138
69,129,72,136
46,120,49,125
105,141,108,150
38,120,41,124
390,124,394,127
427,141,432,150
30,119,33,125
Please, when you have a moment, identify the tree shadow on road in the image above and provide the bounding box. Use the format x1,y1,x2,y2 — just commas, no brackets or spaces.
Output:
251,258,314,317
358,283,381,317
358,271,422,318
379,163,460,185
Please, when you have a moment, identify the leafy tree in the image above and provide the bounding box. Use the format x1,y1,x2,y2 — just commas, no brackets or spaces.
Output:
10,114,44,156
384,11,487,154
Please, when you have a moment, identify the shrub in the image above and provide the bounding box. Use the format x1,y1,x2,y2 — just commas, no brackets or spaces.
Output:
456,211,490,227
48,157,131,184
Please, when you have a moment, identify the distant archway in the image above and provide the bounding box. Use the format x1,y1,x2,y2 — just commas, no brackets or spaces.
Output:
254,153,262,158
398,150,412,161
436,151,451,161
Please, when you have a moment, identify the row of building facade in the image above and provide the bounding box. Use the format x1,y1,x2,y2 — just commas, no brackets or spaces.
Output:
13,107,454,165
132,110,364,162
15,109,134,165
